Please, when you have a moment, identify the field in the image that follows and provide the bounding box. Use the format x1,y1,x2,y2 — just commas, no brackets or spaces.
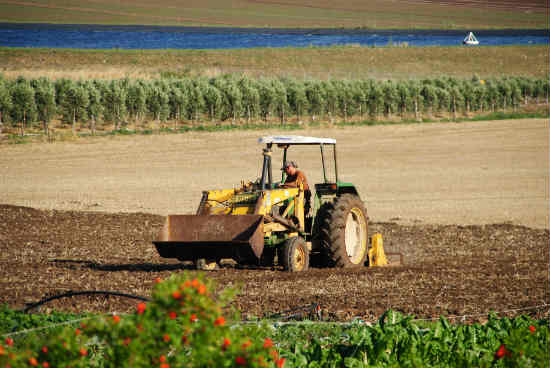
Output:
1,45,548,81
0,119,548,322
0,0,547,29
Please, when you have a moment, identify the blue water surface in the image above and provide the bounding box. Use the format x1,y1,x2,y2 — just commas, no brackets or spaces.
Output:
0,24,547,49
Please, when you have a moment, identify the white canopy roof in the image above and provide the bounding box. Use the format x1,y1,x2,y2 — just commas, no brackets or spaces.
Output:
258,135,336,145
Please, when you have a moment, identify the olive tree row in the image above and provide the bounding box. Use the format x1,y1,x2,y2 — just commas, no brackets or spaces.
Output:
0,75,547,135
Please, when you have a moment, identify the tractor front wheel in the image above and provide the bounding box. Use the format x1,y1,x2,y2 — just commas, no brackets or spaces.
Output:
281,236,309,272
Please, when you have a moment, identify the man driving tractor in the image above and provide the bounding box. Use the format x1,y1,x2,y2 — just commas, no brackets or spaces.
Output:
281,161,311,214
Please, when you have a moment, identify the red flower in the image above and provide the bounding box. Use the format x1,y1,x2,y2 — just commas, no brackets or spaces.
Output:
123,337,131,346
263,338,273,349
80,322,87,329
270,349,279,360
182,336,189,345
190,314,198,323
183,280,192,288
163,334,171,343
154,277,163,284
41,346,48,354
197,284,207,295
529,325,536,334
5,338,13,347
112,315,121,324
214,316,225,326
495,344,507,359
79,348,88,357
221,337,231,351
28,357,38,367
242,339,252,349
276,358,286,368
42,362,50,368
136,302,147,315
160,364,170,368
235,356,247,366
75,328,81,336
172,291,182,300
159,355,167,363
169,311,177,320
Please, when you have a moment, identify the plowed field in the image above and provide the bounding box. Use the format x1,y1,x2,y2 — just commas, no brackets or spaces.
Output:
0,119,548,322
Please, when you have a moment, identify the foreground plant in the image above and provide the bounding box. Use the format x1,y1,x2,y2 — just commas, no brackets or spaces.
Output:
0,273,284,367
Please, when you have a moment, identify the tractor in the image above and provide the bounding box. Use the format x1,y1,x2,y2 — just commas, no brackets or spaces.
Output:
153,135,387,271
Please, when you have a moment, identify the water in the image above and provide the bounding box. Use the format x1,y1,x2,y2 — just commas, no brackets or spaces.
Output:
0,23,547,49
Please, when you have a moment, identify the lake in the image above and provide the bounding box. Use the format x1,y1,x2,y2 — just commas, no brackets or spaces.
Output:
0,24,547,49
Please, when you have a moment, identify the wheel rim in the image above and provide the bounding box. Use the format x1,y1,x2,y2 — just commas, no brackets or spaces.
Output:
293,244,306,271
344,207,367,264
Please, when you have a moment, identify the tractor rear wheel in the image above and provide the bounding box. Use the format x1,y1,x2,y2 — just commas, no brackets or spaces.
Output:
320,194,368,268
281,236,309,272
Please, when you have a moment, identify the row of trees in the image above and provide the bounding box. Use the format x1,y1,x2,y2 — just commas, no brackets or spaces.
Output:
0,75,548,136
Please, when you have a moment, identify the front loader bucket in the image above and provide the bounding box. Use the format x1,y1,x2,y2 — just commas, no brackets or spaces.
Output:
153,215,264,264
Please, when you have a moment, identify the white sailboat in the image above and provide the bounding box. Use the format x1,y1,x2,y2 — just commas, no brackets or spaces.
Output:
463,32,479,45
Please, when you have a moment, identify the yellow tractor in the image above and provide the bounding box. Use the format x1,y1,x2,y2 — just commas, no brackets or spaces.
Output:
153,135,387,271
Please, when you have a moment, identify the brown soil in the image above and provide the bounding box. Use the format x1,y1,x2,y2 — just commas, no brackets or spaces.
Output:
0,119,548,321
0,204,548,322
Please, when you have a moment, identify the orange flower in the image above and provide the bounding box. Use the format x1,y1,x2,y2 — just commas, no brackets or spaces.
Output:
75,328,81,336
214,316,225,326
183,280,192,288
242,339,252,349
169,311,177,320
263,338,273,349
276,357,286,368
197,284,206,295
191,279,199,288
112,315,121,324
235,356,247,366
0,345,5,356
42,362,50,368
529,325,536,334
163,334,171,343
172,291,182,300
28,357,38,367
154,277,163,284
221,337,231,351
137,302,147,315
270,349,279,360
79,348,88,357
123,337,131,346
160,364,170,368
159,355,167,363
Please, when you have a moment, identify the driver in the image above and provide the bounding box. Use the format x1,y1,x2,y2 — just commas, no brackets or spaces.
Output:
281,161,311,214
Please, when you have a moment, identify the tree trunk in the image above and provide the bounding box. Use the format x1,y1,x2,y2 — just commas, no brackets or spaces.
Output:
42,120,49,138
452,97,457,120
72,109,76,135
414,99,419,121
247,105,251,124
21,111,26,136
91,116,96,136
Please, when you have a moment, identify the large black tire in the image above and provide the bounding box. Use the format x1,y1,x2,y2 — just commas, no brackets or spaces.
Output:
281,236,309,272
319,194,368,268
